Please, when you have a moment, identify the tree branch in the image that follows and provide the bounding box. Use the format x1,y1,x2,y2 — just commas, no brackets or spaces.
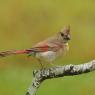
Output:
26,60,95,95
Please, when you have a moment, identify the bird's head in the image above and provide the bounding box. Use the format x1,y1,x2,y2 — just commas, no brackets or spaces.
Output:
58,25,70,43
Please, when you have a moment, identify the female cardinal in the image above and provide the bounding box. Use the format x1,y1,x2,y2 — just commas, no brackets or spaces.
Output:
0,25,70,67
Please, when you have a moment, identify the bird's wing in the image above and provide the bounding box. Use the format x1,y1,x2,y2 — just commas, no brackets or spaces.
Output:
28,40,62,52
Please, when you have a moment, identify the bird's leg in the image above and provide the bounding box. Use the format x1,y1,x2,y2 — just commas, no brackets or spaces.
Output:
50,62,59,67
38,59,44,69
49,62,56,67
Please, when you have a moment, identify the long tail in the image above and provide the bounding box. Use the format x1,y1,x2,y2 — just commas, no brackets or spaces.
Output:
0,49,31,57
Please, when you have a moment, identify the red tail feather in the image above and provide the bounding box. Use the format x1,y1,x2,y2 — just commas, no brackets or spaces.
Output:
14,50,29,54
0,50,30,57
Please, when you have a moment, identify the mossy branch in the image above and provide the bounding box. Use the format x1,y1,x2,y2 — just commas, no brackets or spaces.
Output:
26,60,95,95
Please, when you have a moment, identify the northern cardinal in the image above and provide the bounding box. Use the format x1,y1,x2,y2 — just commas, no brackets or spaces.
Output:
0,25,70,67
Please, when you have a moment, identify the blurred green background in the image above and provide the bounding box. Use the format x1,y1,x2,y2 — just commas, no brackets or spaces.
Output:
0,0,95,95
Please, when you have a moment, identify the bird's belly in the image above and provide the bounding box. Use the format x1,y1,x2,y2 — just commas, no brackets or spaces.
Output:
36,51,57,62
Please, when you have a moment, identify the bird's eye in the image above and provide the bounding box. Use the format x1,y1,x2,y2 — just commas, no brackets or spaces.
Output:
60,32,64,36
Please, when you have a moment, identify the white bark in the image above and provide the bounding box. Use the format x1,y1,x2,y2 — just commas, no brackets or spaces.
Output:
26,60,95,95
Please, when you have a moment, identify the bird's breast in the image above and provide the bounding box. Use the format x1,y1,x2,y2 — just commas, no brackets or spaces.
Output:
56,42,69,57
36,51,57,62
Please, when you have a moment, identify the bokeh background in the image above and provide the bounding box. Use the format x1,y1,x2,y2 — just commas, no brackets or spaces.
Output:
0,0,95,95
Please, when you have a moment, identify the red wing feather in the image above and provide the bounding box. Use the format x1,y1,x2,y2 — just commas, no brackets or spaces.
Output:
31,45,50,52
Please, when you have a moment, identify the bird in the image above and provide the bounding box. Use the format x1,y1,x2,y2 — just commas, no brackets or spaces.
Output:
0,25,70,68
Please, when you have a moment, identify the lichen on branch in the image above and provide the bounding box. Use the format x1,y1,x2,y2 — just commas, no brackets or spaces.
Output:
26,60,95,95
